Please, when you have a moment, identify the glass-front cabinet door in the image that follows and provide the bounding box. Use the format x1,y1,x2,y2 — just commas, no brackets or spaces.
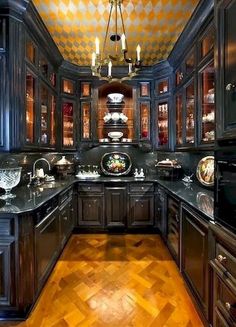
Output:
26,70,36,145
140,102,150,141
176,93,183,146
62,100,75,149
199,61,215,144
185,80,195,145
156,100,169,148
81,102,91,141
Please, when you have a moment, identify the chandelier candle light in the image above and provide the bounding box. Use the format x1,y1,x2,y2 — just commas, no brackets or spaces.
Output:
91,0,141,82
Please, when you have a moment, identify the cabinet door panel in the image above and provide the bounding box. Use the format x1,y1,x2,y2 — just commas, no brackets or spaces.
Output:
0,239,15,306
182,206,208,318
129,195,154,227
60,201,73,248
105,187,126,228
167,197,179,264
78,196,104,227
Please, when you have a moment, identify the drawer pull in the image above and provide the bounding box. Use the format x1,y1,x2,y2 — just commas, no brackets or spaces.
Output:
225,302,231,310
63,216,68,221
217,254,227,263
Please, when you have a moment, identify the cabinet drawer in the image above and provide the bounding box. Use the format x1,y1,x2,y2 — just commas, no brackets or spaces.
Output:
216,242,236,282
215,273,236,325
0,218,15,236
59,187,73,206
78,183,103,193
129,183,154,193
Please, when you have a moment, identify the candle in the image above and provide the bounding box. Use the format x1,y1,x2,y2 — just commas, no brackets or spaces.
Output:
129,63,132,74
136,44,141,61
108,61,112,76
95,37,100,55
121,34,126,50
92,52,96,66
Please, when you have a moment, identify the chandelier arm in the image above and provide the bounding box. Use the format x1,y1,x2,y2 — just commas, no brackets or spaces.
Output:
102,1,114,61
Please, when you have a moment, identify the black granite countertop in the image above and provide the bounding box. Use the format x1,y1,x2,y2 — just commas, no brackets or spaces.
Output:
0,175,214,220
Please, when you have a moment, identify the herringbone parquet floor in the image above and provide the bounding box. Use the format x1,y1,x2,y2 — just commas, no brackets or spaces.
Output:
2,234,203,327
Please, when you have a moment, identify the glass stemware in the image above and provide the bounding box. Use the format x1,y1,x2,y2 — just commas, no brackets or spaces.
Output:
0,167,22,199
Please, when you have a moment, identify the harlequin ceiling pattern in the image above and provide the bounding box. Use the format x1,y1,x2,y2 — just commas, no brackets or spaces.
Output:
33,0,199,66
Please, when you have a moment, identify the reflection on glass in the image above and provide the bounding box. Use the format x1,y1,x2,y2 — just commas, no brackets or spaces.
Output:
26,40,36,64
50,73,56,87
157,102,168,146
40,85,48,144
82,102,90,139
62,79,74,94
140,103,150,140
186,82,195,144
185,52,195,74
158,80,168,94
201,28,214,59
26,72,35,143
176,94,183,145
201,62,215,143
62,102,74,147
140,83,149,97
50,95,56,146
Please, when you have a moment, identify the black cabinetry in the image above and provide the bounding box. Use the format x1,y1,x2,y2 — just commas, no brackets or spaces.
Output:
78,184,104,228
216,0,236,142
166,195,180,265
105,185,127,229
155,186,166,237
181,205,209,321
59,187,74,248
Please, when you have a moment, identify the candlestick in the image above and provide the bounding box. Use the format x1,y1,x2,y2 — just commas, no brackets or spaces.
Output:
95,37,100,55
121,34,126,50
108,61,112,76
136,44,141,61
92,52,96,66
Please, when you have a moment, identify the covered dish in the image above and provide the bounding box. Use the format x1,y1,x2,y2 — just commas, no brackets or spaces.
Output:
100,152,132,176
54,156,74,177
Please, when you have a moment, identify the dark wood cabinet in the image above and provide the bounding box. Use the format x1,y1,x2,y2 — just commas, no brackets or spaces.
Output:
166,195,180,265
216,0,236,142
181,205,209,320
128,183,154,228
34,206,60,291
59,188,74,249
0,239,16,307
155,187,166,237
78,183,104,228
105,186,126,228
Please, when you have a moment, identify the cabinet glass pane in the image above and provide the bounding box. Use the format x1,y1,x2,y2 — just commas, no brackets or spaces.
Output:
81,103,90,139
26,40,36,64
201,28,214,59
39,56,48,78
62,79,74,94
185,52,195,74
157,102,168,146
140,102,150,140
50,73,56,87
157,80,168,95
176,70,183,86
186,82,195,144
62,102,74,147
81,82,90,97
201,62,215,143
26,72,35,143
40,85,48,144
140,83,149,97
50,95,56,146
176,94,183,145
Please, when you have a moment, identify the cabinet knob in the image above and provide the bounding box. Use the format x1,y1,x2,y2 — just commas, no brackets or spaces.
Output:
88,204,91,208
226,83,236,91
217,254,227,263
141,187,144,190
63,216,68,221
225,302,231,310
87,186,91,190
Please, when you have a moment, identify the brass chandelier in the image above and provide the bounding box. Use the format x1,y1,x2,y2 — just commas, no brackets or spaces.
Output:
91,0,141,82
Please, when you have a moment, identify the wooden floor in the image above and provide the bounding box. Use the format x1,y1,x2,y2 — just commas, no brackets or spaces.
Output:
2,234,203,327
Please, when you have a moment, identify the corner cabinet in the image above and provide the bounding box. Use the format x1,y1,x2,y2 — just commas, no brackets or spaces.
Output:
216,0,236,142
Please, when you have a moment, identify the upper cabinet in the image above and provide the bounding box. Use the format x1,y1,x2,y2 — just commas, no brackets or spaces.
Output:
174,19,215,150
215,0,236,143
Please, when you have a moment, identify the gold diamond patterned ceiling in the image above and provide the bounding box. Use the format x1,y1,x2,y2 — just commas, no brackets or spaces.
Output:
33,0,199,66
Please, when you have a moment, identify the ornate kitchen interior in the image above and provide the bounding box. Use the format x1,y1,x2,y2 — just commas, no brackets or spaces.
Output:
0,0,236,326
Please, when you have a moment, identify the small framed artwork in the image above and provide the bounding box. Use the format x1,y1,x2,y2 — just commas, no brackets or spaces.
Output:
81,82,91,97
140,82,150,97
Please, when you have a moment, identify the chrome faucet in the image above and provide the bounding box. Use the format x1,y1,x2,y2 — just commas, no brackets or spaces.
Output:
33,158,51,177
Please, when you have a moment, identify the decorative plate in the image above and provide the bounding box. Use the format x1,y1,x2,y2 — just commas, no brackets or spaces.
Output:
196,156,214,187
100,152,132,176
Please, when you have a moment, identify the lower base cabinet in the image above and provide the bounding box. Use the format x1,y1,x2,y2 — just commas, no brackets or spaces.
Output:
128,194,154,228
155,186,166,237
78,195,104,228
166,195,180,265
105,186,126,228
59,188,74,248
181,205,209,322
